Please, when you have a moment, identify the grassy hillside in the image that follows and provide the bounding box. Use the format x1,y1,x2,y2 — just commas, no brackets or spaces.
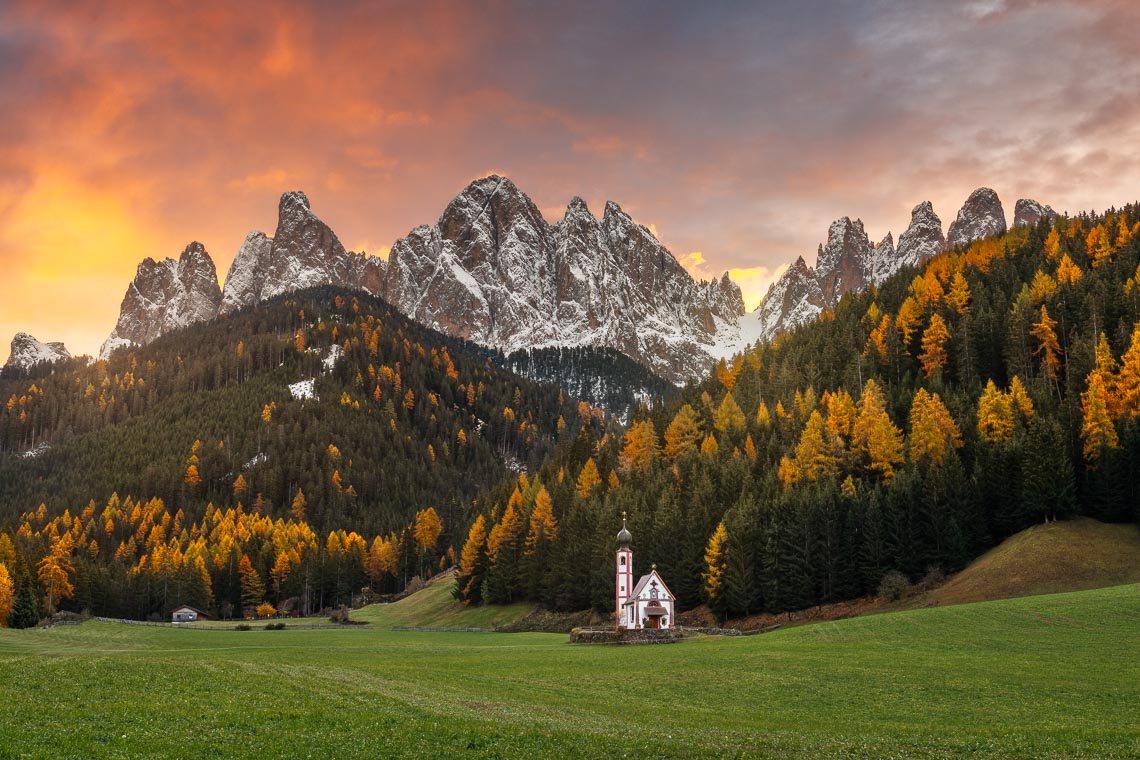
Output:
354,571,534,630
926,517,1140,607
1,584,1137,757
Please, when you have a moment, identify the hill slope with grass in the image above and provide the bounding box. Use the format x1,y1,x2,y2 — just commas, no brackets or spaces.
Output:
925,517,1140,607
354,570,534,630
0,584,1137,757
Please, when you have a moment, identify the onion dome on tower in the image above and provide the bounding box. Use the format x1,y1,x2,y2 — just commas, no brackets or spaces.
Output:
616,512,632,549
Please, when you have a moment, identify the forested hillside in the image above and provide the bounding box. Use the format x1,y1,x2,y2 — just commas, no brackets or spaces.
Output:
0,288,599,621
503,346,677,421
454,205,1140,618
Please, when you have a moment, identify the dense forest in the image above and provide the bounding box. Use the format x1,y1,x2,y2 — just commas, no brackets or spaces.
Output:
503,346,678,421
452,206,1140,619
3,205,1139,627
0,288,601,622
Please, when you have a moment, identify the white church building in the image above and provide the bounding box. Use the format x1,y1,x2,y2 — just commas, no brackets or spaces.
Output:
615,513,676,629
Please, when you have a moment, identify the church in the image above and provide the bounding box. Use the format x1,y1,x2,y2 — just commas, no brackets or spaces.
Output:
614,513,676,629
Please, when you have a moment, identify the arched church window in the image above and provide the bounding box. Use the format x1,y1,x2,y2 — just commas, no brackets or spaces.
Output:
619,556,626,566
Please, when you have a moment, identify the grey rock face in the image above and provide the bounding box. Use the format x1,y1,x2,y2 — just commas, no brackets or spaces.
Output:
100,242,223,359
896,201,946,269
946,188,1006,249
380,175,744,384
6,332,71,371
1013,198,1056,228
815,217,874,306
219,193,386,315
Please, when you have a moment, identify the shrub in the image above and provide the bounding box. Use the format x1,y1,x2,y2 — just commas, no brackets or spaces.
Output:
265,622,286,630
235,623,251,631
256,602,277,619
920,565,946,591
329,607,351,624
878,570,912,601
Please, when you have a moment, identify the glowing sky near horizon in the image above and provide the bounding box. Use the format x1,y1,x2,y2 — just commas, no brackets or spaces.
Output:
2,0,1140,361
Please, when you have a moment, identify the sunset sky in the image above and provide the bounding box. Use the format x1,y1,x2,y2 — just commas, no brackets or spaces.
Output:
2,0,1139,361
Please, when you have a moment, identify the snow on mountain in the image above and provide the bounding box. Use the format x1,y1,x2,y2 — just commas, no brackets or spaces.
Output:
218,231,273,315
869,232,896,286
219,192,385,315
99,242,223,359
946,188,1006,249
895,201,945,269
379,176,744,384
5,332,71,371
1013,198,1056,228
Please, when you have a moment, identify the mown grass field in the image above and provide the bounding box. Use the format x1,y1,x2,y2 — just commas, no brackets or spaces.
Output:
1,584,1137,758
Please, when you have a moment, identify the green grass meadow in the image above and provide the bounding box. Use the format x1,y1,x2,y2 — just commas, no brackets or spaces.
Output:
0,584,1137,758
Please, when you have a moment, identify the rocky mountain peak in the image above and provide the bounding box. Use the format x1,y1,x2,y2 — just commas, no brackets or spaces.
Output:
99,242,223,359
870,232,896,285
5,332,71,371
946,188,1006,249
379,177,742,383
895,200,945,269
815,216,873,305
1013,198,1056,227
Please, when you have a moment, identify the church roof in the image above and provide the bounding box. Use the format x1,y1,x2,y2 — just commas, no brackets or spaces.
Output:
626,569,673,602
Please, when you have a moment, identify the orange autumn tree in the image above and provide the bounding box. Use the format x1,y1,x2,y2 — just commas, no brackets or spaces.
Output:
1081,373,1119,464
919,313,951,379
702,522,728,604
0,563,13,627
619,419,660,474
976,379,1014,443
793,410,838,482
852,380,904,482
908,389,962,467
454,515,488,605
1030,305,1063,396
663,404,703,460
37,533,75,616
1116,325,1140,418
575,458,602,499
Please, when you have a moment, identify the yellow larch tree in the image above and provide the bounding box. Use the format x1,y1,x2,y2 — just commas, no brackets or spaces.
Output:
1092,333,1121,419
0,562,13,627
794,410,838,481
619,419,660,474
1115,325,1140,418
700,433,720,457
1044,227,1062,261
919,314,951,379
865,314,892,364
852,380,904,482
290,489,307,522
895,296,923,346
777,456,800,488
1030,305,1063,389
575,458,602,499
413,507,443,554
947,271,971,314
524,486,558,554
976,379,1015,443
38,534,75,616
702,522,728,604
663,404,703,460
456,515,488,604
1056,254,1082,287
908,389,962,467
1081,373,1119,463
1008,376,1035,423
714,392,747,434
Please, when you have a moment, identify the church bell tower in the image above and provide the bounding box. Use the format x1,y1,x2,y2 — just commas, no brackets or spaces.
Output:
615,512,633,628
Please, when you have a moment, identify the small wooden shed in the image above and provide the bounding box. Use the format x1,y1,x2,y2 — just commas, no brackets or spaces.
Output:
171,606,207,623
